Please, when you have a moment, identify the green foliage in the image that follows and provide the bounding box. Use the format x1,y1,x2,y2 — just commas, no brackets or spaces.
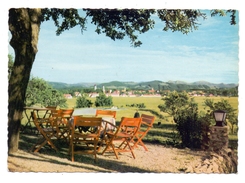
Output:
25,77,67,108
159,91,204,148
158,91,190,119
211,9,237,25
76,95,93,108
94,93,113,107
157,9,206,34
174,101,202,148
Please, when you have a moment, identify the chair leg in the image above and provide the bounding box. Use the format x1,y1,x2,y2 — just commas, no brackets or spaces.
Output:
94,155,96,162
126,141,136,159
118,139,128,149
47,139,58,151
71,144,74,162
34,131,58,152
139,139,148,151
93,143,98,162
132,137,140,149
101,145,108,155
133,137,148,151
102,143,119,159
112,144,119,159
33,139,47,152
117,140,136,159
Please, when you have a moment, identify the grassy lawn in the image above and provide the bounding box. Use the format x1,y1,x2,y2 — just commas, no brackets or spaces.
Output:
21,96,238,150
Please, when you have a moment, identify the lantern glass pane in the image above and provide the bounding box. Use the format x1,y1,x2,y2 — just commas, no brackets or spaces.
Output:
223,113,226,121
214,112,225,122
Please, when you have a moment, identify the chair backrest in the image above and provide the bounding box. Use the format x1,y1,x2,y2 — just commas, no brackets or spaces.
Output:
117,117,142,136
31,111,42,130
44,106,57,118
46,106,57,110
31,111,56,134
49,109,62,127
141,114,155,127
72,116,103,134
60,109,74,124
61,109,74,118
50,109,62,117
95,109,116,118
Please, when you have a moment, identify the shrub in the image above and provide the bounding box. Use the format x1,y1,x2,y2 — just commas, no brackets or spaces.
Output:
174,102,202,148
94,93,113,107
126,103,146,108
158,91,204,148
76,96,93,108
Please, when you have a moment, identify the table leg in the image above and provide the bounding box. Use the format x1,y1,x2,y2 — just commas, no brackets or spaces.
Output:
21,110,38,134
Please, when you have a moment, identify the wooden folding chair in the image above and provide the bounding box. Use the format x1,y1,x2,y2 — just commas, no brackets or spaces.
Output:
31,111,58,152
56,109,74,140
69,116,103,162
131,114,155,151
101,117,142,159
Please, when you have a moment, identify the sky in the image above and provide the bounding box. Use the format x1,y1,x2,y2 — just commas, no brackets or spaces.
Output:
8,9,240,85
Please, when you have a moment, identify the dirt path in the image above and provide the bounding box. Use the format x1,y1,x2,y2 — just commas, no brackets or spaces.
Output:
8,143,208,173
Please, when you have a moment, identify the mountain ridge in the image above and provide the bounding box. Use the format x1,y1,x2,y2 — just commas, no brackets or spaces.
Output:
48,80,238,90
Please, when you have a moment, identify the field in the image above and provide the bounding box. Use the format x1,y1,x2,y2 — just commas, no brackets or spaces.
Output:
66,96,238,122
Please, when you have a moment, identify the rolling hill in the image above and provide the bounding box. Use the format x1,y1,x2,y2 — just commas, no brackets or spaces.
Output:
48,80,238,91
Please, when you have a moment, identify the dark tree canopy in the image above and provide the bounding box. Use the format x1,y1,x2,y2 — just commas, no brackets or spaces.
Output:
40,9,237,47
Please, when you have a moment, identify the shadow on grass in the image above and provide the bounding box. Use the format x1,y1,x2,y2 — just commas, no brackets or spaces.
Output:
143,123,178,144
146,130,175,141
153,123,175,129
17,134,157,173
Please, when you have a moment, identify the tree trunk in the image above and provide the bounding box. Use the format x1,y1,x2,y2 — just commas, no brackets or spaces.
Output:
8,8,41,153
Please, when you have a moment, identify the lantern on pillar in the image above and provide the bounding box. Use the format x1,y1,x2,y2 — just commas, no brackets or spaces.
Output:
213,110,227,126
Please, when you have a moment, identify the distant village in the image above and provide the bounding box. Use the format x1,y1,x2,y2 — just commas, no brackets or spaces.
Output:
63,85,216,99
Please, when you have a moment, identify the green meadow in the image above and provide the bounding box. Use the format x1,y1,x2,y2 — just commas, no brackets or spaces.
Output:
67,96,239,122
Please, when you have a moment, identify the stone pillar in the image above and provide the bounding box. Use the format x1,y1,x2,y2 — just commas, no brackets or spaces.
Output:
207,126,229,152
